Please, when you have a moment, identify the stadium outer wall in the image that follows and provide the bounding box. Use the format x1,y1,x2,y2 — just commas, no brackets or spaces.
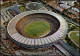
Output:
7,10,68,49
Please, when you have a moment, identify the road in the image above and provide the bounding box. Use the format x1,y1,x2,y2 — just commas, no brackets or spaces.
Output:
58,39,80,56
40,0,79,27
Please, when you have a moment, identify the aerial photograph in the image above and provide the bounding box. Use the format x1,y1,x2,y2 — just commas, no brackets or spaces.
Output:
0,0,80,56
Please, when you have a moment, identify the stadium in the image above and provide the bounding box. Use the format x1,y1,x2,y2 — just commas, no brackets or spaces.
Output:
26,2,43,10
7,10,68,54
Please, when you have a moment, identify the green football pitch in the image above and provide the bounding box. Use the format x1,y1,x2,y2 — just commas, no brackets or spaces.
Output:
24,21,51,38
70,31,79,45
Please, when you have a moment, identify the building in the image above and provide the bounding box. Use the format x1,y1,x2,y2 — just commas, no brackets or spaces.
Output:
7,10,68,55
26,2,47,10
0,0,3,4
61,1,77,6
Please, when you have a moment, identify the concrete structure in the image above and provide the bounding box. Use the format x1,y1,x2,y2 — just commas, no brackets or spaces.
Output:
7,10,68,49
26,2,47,10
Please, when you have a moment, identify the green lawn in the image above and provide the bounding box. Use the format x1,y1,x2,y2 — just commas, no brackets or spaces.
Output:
19,6,25,12
24,21,51,38
70,31,79,45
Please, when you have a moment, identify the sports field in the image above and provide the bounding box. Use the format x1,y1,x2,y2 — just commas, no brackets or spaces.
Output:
70,31,79,45
19,6,25,12
24,21,51,38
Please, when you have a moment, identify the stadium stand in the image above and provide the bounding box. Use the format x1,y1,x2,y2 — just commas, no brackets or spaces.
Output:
7,10,68,49
8,6,22,15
